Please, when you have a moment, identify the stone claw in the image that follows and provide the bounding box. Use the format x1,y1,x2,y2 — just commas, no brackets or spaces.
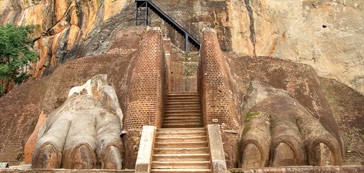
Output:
32,143,62,169
68,144,97,169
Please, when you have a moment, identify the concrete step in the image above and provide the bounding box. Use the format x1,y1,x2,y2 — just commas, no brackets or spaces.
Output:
153,153,210,161
152,161,211,169
155,136,207,143
151,168,211,173
155,141,208,148
153,147,210,154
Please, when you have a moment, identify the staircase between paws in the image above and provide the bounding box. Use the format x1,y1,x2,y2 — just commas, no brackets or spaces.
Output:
151,93,211,173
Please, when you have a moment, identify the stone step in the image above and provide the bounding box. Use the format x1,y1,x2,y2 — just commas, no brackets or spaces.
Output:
167,93,199,96
166,97,200,100
163,122,203,128
166,98,200,102
155,141,208,148
155,136,207,143
166,101,200,105
163,118,202,122
151,168,211,173
163,121,203,126
153,147,210,154
163,113,202,117
164,108,201,113
153,153,210,162
164,109,201,113
157,127,207,134
164,105,201,109
152,161,211,169
163,116,201,120
157,129,206,136
156,133,206,138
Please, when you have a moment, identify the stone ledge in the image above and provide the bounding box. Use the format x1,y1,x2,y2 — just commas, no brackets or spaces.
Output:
230,165,364,173
207,124,228,173
0,169,135,173
135,126,156,173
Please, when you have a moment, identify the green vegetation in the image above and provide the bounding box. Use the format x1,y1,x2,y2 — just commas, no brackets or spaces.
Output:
0,24,37,96
245,111,260,122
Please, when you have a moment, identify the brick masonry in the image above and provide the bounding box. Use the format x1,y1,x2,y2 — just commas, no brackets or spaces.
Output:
124,28,164,130
199,28,239,129
122,28,165,169
199,28,241,167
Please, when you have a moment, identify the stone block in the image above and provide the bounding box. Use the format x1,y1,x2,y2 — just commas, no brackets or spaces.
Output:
207,124,228,173
135,126,156,173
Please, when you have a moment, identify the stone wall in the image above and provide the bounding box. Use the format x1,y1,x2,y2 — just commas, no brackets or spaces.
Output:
168,48,199,93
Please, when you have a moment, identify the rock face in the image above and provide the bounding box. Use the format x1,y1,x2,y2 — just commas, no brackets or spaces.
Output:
0,27,143,165
1,0,363,95
0,0,135,77
227,0,364,95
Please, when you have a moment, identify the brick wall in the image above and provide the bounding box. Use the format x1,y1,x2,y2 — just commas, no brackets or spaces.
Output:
124,28,165,130
122,28,165,169
198,28,239,129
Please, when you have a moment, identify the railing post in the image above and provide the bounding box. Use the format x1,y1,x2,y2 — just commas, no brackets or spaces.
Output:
145,2,149,26
185,33,189,52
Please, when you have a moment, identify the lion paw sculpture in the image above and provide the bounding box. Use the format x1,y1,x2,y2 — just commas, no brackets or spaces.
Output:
32,74,124,169
240,81,342,168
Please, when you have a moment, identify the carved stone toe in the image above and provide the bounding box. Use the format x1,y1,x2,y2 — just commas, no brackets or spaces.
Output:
32,144,62,168
241,143,264,168
69,144,97,169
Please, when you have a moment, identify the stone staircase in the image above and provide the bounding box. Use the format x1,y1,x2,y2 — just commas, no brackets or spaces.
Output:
163,93,203,128
150,93,211,172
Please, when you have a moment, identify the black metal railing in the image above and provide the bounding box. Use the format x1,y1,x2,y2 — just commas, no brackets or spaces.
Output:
135,0,201,51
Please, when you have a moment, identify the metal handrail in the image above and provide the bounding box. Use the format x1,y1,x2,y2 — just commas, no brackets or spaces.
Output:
135,0,201,51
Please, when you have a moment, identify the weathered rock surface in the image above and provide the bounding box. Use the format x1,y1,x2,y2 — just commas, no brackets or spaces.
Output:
227,0,364,95
0,0,135,77
1,0,363,95
0,27,144,165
